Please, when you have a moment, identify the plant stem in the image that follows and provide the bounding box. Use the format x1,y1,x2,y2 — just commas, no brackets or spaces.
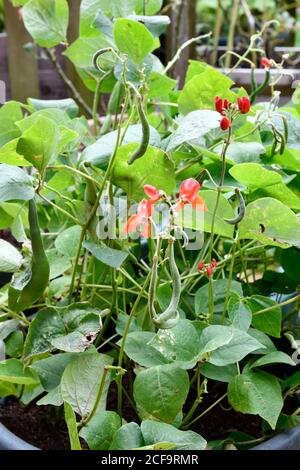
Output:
79,366,109,428
68,227,86,302
211,1,223,66
221,239,237,323
46,48,94,119
117,271,151,418
225,0,240,68
253,294,300,317
208,127,232,260
38,193,81,225
92,79,101,136
182,392,227,429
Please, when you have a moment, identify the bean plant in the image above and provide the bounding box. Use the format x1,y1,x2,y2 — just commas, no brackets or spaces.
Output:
0,0,300,451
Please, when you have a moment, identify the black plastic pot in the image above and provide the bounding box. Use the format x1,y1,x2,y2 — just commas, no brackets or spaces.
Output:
0,419,299,450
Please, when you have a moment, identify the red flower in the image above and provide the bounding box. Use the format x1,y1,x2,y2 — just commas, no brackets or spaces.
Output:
198,261,205,271
206,265,213,277
211,258,217,268
215,96,224,114
124,199,153,238
237,97,251,114
220,116,232,131
261,57,272,70
144,184,164,202
176,178,208,212
215,96,229,114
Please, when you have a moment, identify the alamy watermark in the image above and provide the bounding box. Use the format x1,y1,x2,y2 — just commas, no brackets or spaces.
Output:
96,197,205,250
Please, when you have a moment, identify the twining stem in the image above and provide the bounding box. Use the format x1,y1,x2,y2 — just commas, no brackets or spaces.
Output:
253,294,300,316
46,48,94,119
68,91,129,301
221,238,238,323
79,367,109,428
208,127,232,261
182,393,227,429
181,362,204,426
92,79,102,136
224,0,240,69
117,271,152,418
38,192,81,226
211,1,223,66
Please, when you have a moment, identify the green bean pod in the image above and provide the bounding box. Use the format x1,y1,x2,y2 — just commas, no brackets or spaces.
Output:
127,96,150,165
9,198,50,312
224,188,246,225
250,70,270,104
150,240,180,330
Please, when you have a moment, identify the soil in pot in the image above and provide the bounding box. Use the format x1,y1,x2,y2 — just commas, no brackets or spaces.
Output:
0,376,298,450
0,399,70,450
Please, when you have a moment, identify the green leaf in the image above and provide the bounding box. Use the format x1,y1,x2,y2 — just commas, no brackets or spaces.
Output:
27,98,79,118
148,72,176,99
64,401,82,450
80,411,121,450
249,351,296,370
5,331,24,358
61,352,113,417
114,18,154,65
247,328,277,355
141,420,207,450
195,279,243,315
47,249,72,280
0,320,19,341
199,325,264,366
220,142,265,164
0,164,34,201
252,183,300,211
17,115,60,173
0,139,32,167
135,0,163,15
149,320,201,369
0,358,39,385
281,371,300,391
229,163,282,189
201,363,238,383
124,331,170,368
64,30,115,77
83,241,128,269
0,240,23,273
109,422,144,450
178,64,244,115
55,225,82,259
79,0,112,36
281,247,300,282
228,370,283,429
111,0,136,17
133,364,189,423
32,352,77,390
111,143,175,201
239,198,300,247
80,124,161,170
0,381,17,398
248,295,282,338
0,102,23,147
228,293,252,331
128,15,170,37
166,110,220,152
23,304,103,358
23,0,69,48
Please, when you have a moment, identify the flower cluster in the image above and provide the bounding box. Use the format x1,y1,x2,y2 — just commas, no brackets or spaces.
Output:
124,178,207,238
261,57,272,70
215,95,251,130
198,258,217,277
